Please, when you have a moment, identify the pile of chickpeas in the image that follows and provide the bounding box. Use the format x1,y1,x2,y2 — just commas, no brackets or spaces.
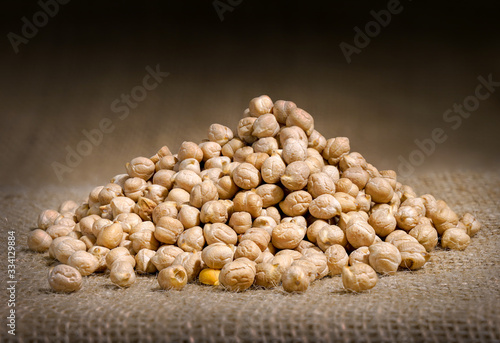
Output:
28,95,482,293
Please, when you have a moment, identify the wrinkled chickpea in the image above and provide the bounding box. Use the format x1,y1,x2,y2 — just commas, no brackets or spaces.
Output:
208,123,233,145
273,100,296,124
252,137,278,155
408,223,438,252
282,138,308,164
459,213,481,237
53,238,86,264
308,172,335,199
317,225,347,251
342,263,378,292
178,141,203,162
279,191,312,217
309,194,342,220
252,113,280,138
110,261,136,288
233,191,263,218
135,248,157,273
282,264,310,293
335,178,359,198
130,228,160,252
272,222,305,250
166,188,191,209
397,241,430,270
232,162,261,189
368,205,397,237
204,223,238,245
221,138,245,158
240,227,271,251
365,177,394,204
441,228,471,250
349,246,370,265
38,209,60,230
48,264,83,292
202,243,234,269
346,221,376,249
255,263,281,288
261,154,286,184
306,220,329,244
150,245,184,271
368,242,401,275
219,258,256,292
322,137,350,165
126,157,155,180
67,251,99,276
249,95,273,117
28,229,53,252
281,161,310,191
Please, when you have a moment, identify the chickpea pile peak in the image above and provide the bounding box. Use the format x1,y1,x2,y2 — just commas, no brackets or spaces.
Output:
29,95,481,294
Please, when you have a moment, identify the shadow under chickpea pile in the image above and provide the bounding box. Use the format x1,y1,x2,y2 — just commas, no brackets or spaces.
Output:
28,95,482,293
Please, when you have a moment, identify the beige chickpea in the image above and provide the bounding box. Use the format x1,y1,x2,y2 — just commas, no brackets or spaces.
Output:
233,191,263,218
177,205,201,229
333,192,359,213
28,229,53,252
215,175,238,200
150,145,172,163
356,191,371,213
396,241,429,270
272,100,296,124
114,213,141,234
306,219,329,244
335,178,359,198
385,230,418,247
429,202,459,235
57,200,77,214
317,225,347,251
379,170,397,189
219,258,256,292
368,242,401,275
178,141,203,162
230,163,260,191
233,148,255,165
271,253,294,275
301,248,329,279
158,265,188,290
177,226,205,252
286,108,314,136
338,211,368,231
199,268,221,286
363,163,381,178
252,113,280,138
278,126,308,149
252,137,278,155
365,177,394,204
111,173,130,189
255,250,275,264
408,224,438,252
321,166,340,184
189,180,219,208
178,157,201,174
395,206,423,231
67,251,99,276
401,197,426,217
150,245,184,271
53,238,87,264
173,170,202,193
126,157,155,180
338,152,367,172
45,224,72,239
398,185,417,203
228,211,252,234
171,251,203,282
124,177,147,201
279,190,312,217
322,137,350,165
249,95,273,116
144,185,168,204
305,154,325,175
254,184,284,208
441,228,471,250
263,206,281,225
261,155,286,184
166,188,191,209
342,263,377,292
134,197,157,221
53,216,76,228
105,247,135,269
308,130,327,153
201,167,223,183
281,216,307,230
291,259,318,283
95,223,123,249
281,161,310,191
135,248,157,273
109,197,135,218
204,223,238,245
349,246,370,265
307,172,335,198
88,246,109,272
202,243,234,269
459,213,481,237
346,221,376,248
193,139,218,159
74,203,89,222
240,227,271,251
152,201,178,224
66,231,82,240
282,265,310,292
420,194,437,216
88,185,104,207
221,138,245,158
200,200,228,223
368,206,397,237
255,263,282,288
252,216,277,236
282,138,308,164
208,123,233,145
342,166,369,190
48,236,72,259
38,209,60,230
156,155,177,171
245,152,269,170
271,222,305,249
152,170,175,191
309,194,342,220
110,261,136,288
233,240,261,261
237,117,258,144
130,228,160,252
48,264,82,293
154,216,184,244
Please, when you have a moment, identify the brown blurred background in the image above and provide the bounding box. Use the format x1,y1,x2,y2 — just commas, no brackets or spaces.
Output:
1,0,499,190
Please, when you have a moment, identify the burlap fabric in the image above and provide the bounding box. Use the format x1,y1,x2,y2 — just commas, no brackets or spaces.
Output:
1,171,499,342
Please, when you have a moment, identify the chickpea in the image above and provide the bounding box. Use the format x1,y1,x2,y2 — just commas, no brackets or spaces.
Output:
126,157,155,180
249,95,273,117
282,138,308,164
335,178,359,198
245,152,269,170
368,242,401,275
272,100,296,124
252,113,280,138
158,265,188,290
317,225,347,251
48,264,83,292
279,191,312,217
338,152,367,172
110,261,136,288
255,263,282,288
154,216,184,245
27,229,53,252
177,226,205,252
123,177,147,201
135,248,157,273
306,219,329,244
322,137,350,165
199,268,221,286
200,200,228,224
308,130,327,153
189,179,218,209
67,251,99,276
346,221,376,248
252,137,278,155
178,141,203,162
278,126,308,149
202,243,235,269
38,209,60,230
408,223,438,252
459,213,481,237
208,123,233,145
88,246,109,272
237,117,258,144
150,245,184,271
301,248,329,279
441,228,471,250
281,161,310,191
395,206,423,231
234,239,261,261
228,211,252,234
349,246,370,265
309,194,342,220
282,265,310,292
368,205,397,237
307,172,335,199
271,222,305,249
254,184,284,208
221,138,245,158
171,251,203,282
130,228,160,252
233,191,263,218
333,192,359,213
397,241,430,270
204,223,238,245
261,155,286,184
286,108,314,136
342,263,378,292
53,238,87,264
105,247,134,269
232,162,261,189
240,228,271,251
156,155,177,171
177,205,201,229
365,177,394,204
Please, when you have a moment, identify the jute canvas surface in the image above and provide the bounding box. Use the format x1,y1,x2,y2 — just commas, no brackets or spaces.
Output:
1,171,499,342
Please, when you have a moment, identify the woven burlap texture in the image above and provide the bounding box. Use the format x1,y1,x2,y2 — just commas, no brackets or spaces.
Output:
1,171,499,343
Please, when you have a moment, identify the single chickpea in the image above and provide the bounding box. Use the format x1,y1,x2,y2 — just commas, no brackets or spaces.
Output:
301,248,329,279
204,223,238,245
199,268,221,286
338,212,367,231
365,177,394,204
233,147,255,164
95,222,123,250
281,216,307,229
322,137,350,165
252,137,278,155
201,167,223,182
408,223,438,252
109,197,135,218
306,219,329,244
308,130,327,153
177,226,205,252
158,265,188,290
441,228,471,250
254,184,284,208
309,194,342,220
152,202,178,224
134,197,157,221
45,224,72,239
271,222,305,249
278,126,308,149
286,108,314,136
219,258,256,292
154,216,184,245
178,141,203,162
171,251,203,282
233,191,263,218
307,172,336,199
110,261,136,288
240,227,271,251
74,203,90,222
166,188,191,209
234,240,261,261
322,165,340,183
38,209,60,230
305,154,325,175
237,117,258,144
338,152,367,172
291,259,318,283
114,213,141,234
333,192,359,213
272,100,297,124
252,216,277,236
324,244,349,276
67,251,99,276
429,202,459,235
232,162,261,189
144,185,169,204
189,180,219,209
124,177,147,201
105,247,135,269
252,113,280,138
342,263,378,292
385,230,418,247
228,211,253,234
88,246,109,272
282,265,310,293
368,205,397,237
255,263,282,288
379,170,397,189
397,241,430,270
261,155,286,184
200,200,228,224
279,191,312,217
173,170,202,193
53,238,87,264
395,206,423,231
27,229,53,252
317,225,347,251
201,243,234,269
130,228,160,252
208,123,233,145
126,157,155,180
255,250,275,264
282,138,308,164
88,185,104,207
264,206,281,225
48,264,83,292
346,221,376,248
368,242,401,275
245,152,269,170
459,213,481,237
156,155,177,171
349,246,370,265
221,138,245,158
135,248,157,273
150,245,184,271
281,161,310,191
199,141,222,162
335,178,359,198
214,175,238,200
177,205,201,229
248,95,273,116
